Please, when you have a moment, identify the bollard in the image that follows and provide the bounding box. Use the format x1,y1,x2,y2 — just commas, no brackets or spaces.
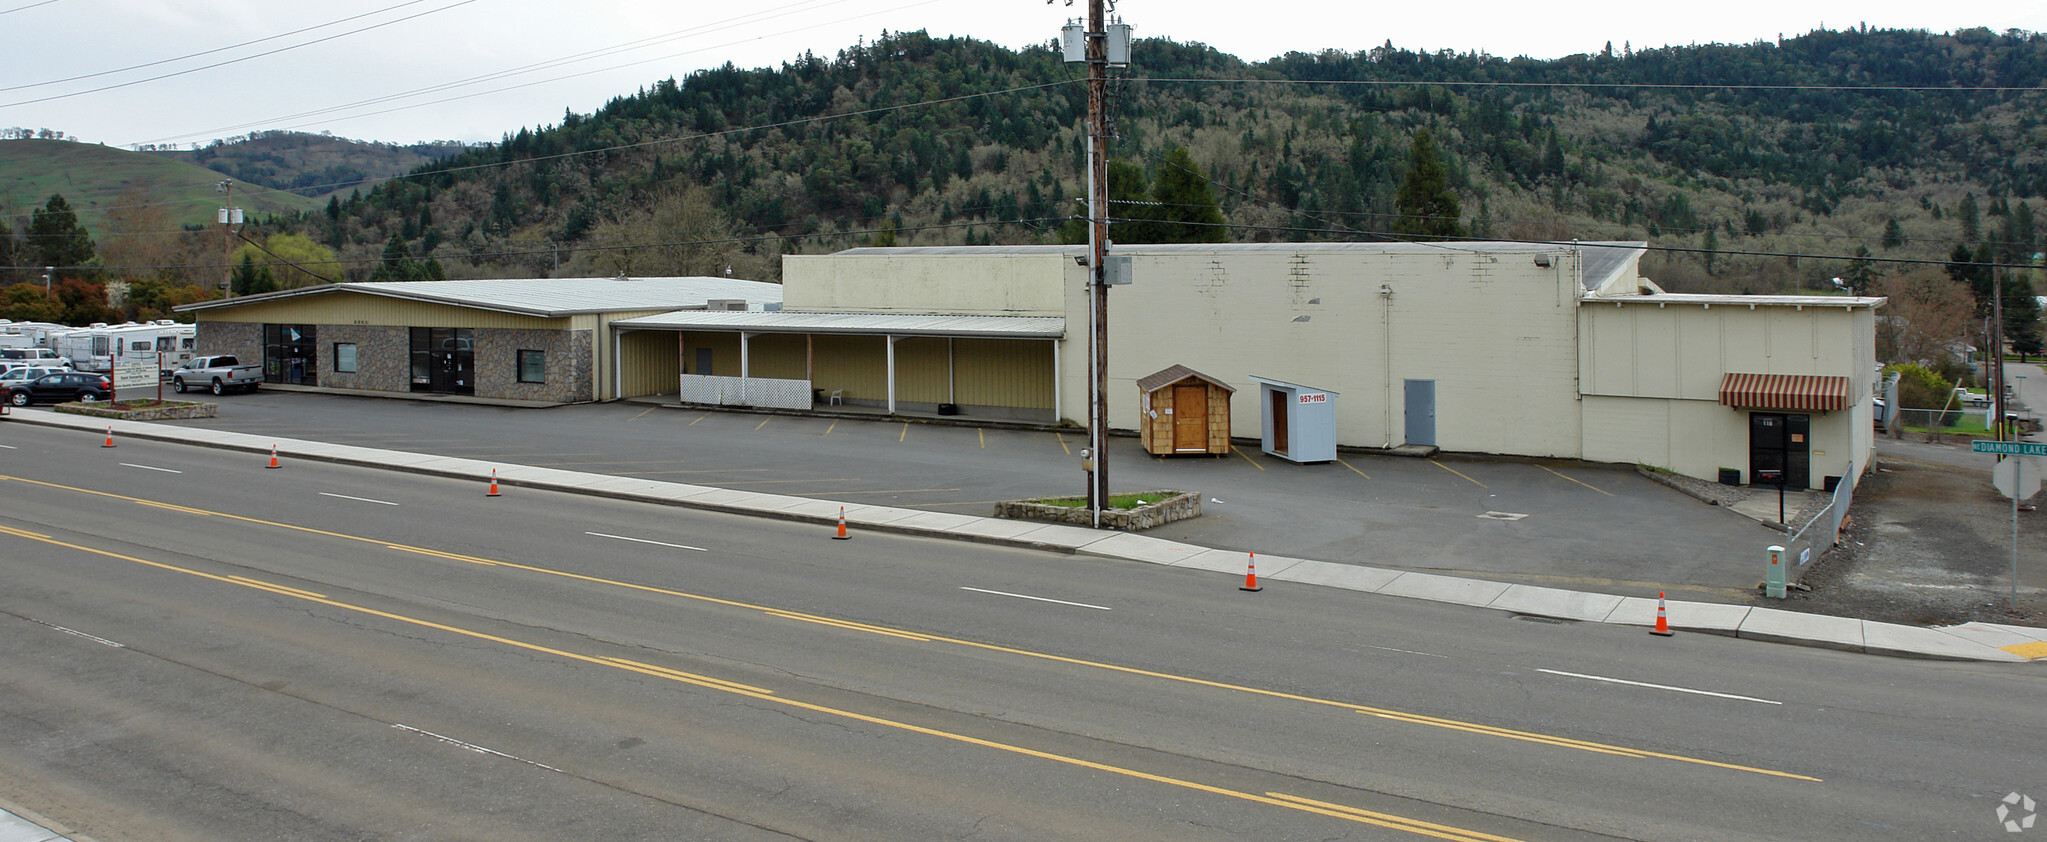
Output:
1764,545,1787,599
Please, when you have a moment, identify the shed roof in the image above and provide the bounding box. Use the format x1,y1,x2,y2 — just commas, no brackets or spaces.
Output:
1135,364,1236,394
176,276,783,318
1581,292,1885,310
612,310,1064,339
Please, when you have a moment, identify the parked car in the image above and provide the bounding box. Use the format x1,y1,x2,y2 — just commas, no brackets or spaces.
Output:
7,371,111,406
0,365,71,390
0,347,70,368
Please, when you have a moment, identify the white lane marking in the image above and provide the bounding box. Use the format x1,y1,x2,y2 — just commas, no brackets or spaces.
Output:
29,618,125,648
0,443,16,449
319,492,399,506
120,463,182,474
392,724,564,772
960,586,1111,611
1366,645,1450,659
1538,668,1783,705
586,531,707,552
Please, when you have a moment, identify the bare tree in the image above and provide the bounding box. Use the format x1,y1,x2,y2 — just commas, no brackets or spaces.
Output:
1875,267,1975,366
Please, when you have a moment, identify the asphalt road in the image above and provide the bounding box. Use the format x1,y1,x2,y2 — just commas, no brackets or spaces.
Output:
1,422,2042,840
151,390,1783,599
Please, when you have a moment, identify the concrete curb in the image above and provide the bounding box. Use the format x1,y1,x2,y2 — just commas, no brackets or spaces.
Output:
8,409,2037,664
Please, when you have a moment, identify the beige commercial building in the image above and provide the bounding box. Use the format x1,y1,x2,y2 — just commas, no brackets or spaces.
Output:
626,243,1877,490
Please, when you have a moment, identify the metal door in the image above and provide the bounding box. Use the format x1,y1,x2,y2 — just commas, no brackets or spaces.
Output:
1172,384,1207,451
1748,413,1811,488
1404,379,1436,446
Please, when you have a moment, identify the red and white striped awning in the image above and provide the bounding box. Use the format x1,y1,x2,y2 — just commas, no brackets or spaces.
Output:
1717,373,1851,411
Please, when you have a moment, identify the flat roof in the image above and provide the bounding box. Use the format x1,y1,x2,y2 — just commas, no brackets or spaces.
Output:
832,241,1640,258
612,310,1065,339
1584,292,1886,309
176,276,783,318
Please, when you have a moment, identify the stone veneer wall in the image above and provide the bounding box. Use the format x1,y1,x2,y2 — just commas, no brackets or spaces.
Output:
321,325,411,392
475,328,592,403
993,490,1201,532
194,322,262,365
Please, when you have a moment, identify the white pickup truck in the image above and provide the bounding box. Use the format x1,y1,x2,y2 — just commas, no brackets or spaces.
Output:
171,355,263,395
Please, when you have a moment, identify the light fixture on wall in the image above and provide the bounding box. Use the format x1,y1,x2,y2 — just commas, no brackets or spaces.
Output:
1379,284,1394,298
1533,254,1553,267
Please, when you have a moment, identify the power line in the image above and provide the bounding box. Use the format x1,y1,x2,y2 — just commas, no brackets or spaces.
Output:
0,0,482,109
0,0,62,15
0,0,450,94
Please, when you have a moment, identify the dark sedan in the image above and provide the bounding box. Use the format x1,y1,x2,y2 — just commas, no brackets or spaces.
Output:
7,372,111,406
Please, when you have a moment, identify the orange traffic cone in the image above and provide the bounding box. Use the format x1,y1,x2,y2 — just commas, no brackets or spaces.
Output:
831,506,850,540
265,444,280,469
1650,591,1674,637
1239,551,1263,592
487,468,501,497
102,426,115,448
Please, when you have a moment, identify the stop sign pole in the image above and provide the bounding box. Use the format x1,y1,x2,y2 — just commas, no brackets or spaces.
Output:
1976,440,2045,608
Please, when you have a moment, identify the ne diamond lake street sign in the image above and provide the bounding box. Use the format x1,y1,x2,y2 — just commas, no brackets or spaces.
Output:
1972,440,2047,457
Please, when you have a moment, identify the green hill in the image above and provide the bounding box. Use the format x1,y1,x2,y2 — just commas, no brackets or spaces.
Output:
1,139,321,229
138,131,474,199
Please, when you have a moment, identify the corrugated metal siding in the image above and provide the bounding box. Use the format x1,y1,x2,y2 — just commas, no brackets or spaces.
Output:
810,334,888,401
890,338,949,403
954,338,1054,409
747,333,808,380
618,330,680,397
196,293,563,329
681,332,742,376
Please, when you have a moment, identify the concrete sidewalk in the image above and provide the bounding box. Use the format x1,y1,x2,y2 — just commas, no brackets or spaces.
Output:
8,408,2043,663
0,802,83,842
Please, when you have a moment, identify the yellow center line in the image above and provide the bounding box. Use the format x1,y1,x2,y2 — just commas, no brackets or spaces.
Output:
1336,458,1371,479
2,526,1527,840
0,473,1820,784
754,417,771,431
1539,465,1612,496
1231,446,1266,471
1055,432,1071,455
1429,459,1486,487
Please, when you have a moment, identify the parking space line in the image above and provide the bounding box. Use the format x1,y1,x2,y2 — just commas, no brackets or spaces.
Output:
1336,458,1370,479
823,420,837,436
755,417,771,431
689,414,707,426
899,423,908,442
1430,459,1486,487
978,429,985,449
1054,433,1070,455
1540,465,1612,496
1231,446,1265,471
627,407,654,421
831,487,961,495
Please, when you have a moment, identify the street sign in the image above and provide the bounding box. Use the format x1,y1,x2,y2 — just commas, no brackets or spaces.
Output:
1992,456,2042,500
1973,440,2047,457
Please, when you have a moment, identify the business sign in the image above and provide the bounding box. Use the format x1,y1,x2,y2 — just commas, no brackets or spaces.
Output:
1974,440,2047,457
113,357,158,392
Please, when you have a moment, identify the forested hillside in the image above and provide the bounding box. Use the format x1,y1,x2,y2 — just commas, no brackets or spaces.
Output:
4,26,2043,344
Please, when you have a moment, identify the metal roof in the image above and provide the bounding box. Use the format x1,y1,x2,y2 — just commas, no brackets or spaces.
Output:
832,241,1643,259
176,276,783,318
611,310,1065,339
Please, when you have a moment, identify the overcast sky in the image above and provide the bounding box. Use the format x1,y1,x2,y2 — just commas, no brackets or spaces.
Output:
6,0,2045,149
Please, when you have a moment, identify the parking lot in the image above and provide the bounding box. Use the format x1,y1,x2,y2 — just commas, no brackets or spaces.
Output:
152,388,1788,600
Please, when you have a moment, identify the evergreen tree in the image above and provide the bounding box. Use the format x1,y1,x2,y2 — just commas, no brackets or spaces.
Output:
1880,219,1905,250
1958,193,1980,241
1392,129,1464,240
232,253,278,296
1147,147,1227,243
28,194,96,269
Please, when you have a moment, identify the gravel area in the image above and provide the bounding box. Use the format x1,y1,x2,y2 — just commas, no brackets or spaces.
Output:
1777,446,2045,628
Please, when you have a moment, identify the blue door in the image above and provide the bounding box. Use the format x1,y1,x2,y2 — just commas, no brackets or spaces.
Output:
1404,379,1436,446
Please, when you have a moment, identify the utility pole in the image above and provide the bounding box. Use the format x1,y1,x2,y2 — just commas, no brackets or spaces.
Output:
1060,0,1126,523
218,179,242,298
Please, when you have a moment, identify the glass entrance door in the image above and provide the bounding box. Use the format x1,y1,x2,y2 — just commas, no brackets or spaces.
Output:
409,328,474,394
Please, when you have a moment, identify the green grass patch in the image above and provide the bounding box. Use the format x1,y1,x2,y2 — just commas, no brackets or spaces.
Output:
1029,492,1179,510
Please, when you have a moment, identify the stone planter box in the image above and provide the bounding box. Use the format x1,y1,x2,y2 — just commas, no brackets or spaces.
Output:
993,490,1200,532
56,400,218,421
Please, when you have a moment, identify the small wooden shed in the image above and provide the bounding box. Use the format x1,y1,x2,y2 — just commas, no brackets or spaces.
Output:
1137,364,1235,456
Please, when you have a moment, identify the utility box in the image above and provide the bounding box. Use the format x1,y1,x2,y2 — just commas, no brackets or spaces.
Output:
1248,375,1338,463
1137,364,1234,456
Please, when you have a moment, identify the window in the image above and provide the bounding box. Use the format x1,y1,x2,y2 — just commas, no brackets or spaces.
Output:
517,349,546,383
130,340,150,352
334,343,358,373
